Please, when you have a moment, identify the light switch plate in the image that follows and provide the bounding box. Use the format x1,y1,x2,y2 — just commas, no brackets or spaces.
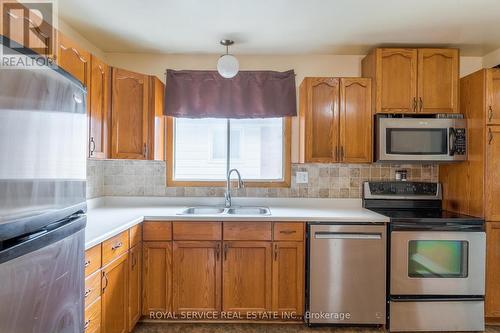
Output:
296,171,308,184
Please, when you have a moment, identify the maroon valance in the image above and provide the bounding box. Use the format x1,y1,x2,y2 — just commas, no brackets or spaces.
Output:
164,69,297,118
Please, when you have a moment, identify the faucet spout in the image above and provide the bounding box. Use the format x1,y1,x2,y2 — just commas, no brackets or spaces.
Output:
225,168,244,208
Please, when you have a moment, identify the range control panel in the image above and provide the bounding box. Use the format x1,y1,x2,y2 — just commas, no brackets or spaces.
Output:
367,181,439,196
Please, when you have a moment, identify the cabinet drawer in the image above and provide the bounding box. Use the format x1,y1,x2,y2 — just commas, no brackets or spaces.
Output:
102,231,129,266
273,223,304,241
129,224,143,247
223,222,272,240
173,222,221,240
143,221,172,241
84,270,101,308
85,244,102,277
84,297,101,333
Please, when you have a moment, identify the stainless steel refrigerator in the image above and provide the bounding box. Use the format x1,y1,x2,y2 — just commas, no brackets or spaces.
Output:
0,41,87,333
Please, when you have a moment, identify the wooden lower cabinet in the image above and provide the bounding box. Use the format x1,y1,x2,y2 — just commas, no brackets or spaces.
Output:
128,243,142,331
222,241,272,313
172,241,221,312
101,252,129,333
272,242,304,317
486,222,500,319
84,298,101,333
143,242,172,314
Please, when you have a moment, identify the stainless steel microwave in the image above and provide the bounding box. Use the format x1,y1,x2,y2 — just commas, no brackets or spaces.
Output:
376,116,467,162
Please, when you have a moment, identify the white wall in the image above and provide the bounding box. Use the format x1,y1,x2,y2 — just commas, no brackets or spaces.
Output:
483,48,500,68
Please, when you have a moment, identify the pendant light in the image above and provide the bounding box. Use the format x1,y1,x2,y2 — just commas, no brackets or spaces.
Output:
217,39,239,78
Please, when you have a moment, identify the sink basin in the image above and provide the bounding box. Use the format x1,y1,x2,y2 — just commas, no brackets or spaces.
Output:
226,207,271,215
179,206,271,216
180,207,225,215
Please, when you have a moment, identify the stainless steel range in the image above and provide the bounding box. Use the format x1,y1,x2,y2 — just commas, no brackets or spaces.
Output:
363,181,486,332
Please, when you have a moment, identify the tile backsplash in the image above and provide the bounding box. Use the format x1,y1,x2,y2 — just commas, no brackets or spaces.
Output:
86,159,438,199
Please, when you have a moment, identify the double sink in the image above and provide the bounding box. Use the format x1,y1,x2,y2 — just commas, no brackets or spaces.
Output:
180,206,271,216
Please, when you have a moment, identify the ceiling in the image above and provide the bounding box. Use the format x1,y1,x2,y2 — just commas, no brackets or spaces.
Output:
58,0,500,56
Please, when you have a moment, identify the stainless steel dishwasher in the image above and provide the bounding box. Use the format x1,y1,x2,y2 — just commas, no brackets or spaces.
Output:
307,223,387,325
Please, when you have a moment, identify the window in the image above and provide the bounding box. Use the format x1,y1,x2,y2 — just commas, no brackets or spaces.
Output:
167,117,290,186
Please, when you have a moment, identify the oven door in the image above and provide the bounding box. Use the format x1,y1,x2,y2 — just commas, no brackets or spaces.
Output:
377,118,465,162
390,230,485,295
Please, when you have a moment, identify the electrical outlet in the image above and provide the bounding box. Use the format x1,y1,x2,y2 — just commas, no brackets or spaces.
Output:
296,171,308,184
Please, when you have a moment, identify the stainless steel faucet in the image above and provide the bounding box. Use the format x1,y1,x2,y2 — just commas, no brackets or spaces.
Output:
225,168,244,208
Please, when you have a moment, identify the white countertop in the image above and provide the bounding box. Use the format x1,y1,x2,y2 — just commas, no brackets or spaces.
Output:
84,196,389,250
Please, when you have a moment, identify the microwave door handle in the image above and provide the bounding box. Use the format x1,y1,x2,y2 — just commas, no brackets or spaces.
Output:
449,128,456,156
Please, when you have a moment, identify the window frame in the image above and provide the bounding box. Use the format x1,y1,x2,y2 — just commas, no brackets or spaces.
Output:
166,117,291,187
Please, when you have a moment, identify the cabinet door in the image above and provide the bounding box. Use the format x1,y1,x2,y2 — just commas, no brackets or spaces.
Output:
487,70,500,125
377,48,417,113
172,241,221,312
111,68,149,159
89,56,109,159
142,242,172,314
101,253,128,333
486,222,500,318
339,78,372,163
486,126,500,221
57,32,90,86
272,242,304,318
417,48,459,114
128,244,142,331
222,241,272,313
302,78,339,163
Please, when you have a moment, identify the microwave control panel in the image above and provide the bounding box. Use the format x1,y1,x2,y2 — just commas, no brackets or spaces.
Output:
453,128,466,155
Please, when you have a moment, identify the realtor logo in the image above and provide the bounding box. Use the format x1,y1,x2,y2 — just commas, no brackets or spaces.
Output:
1,0,56,58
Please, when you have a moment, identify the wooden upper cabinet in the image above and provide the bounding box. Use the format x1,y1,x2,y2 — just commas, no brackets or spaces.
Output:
339,78,372,163
362,47,458,114
89,56,110,159
142,242,172,314
417,48,459,114
222,241,272,313
128,244,142,331
487,69,500,125
56,32,90,86
272,242,304,317
486,126,500,221
149,77,166,160
111,68,149,159
486,222,500,319
101,253,128,333
172,241,221,312
299,78,339,163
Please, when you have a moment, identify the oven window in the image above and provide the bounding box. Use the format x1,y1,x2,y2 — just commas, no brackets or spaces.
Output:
408,240,468,278
387,129,447,155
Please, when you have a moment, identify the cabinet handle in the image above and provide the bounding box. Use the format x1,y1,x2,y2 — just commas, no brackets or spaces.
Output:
102,272,109,293
89,137,95,155
84,288,92,298
489,106,494,122
489,128,494,145
334,146,338,161
216,243,221,261
223,243,228,261
131,252,136,268
340,146,344,161
111,241,122,250
419,97,423,112
84,260,91,268
143,143,148,158
274,244,278,261
280,230,296,234
412,97,417,112
84,319,90,330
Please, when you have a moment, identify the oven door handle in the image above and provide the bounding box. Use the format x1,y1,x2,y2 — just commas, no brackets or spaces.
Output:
314,232,382,240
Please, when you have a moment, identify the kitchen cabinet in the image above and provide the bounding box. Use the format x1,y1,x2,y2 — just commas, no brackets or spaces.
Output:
272,241,304,316
101,252,129,333
486,222,500,319
128,243,142,331
487,70,500,125
299,77,372,163
111,68,149,159
56,32,90,86
143,241,172,314
84,298,101,333
486,126,500,221
149,77,166,160
222,241,272,313
172,241,222,312
362,47,458,114
88,55,110,159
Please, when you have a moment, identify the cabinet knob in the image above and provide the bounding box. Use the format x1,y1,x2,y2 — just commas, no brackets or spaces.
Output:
419,97,423,112
84,288,92,298
489,106,494,122
412,97,417,112
89,137,95,155
489,128,494,145
111,241,122,250
84,260,90,268
84,319,90,330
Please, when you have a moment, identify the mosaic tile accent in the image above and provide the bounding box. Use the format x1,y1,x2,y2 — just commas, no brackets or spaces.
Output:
86,159,438,199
